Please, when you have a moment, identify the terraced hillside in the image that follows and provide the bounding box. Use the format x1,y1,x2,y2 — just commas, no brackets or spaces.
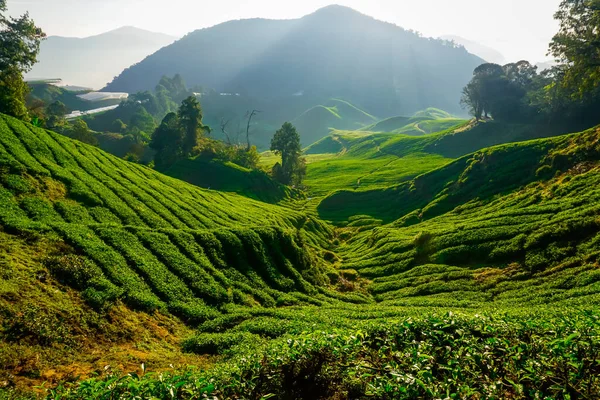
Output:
360,108,465,136
303,119,573,196
323,127,600,305
3,114,600,398
0,114,351,323
165,158,297,203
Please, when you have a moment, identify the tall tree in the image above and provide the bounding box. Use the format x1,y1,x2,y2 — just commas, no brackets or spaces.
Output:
0,0,45,118
270,122,305,186
550,0,600,95
46,100,68,130
245,109,261,151
460,80,484,120
150,112,183,170
178,96,208,156
68,119,97,146
461,62,537,122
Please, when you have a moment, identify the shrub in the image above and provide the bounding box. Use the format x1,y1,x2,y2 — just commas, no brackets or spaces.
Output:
181,331,259,355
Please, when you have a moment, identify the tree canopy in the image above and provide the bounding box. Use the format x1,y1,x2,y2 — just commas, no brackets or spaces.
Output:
150,112,183,170
270,122,306,186
178,96,208,156
461,61,540,121
0,0,45,118
550,0,600,95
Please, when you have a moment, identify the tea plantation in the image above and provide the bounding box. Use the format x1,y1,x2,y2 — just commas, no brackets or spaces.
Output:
1,113,600,399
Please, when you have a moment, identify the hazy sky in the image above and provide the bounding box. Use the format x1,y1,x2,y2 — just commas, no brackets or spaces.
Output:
8,0,561,62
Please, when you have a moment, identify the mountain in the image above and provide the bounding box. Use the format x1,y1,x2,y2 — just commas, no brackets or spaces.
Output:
104,5,484,117
26,27,177,89
441,35,505,65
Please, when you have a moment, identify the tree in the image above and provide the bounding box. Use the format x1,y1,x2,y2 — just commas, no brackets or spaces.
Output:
245,109,261,150
460,80,484,120
461,63,503,120
111,119,127,133
129,106,156,134
45,100,68,130
68,119,97,146
550,0,600,95
26,96,45,125
158,74,189,103
150,112,183,170
178,96,208,156
47,100,68,118
461,62,537,122
270,122,305,186
0,0,45,118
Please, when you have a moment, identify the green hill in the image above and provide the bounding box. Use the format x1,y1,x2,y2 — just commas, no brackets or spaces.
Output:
318,125,600,224
41,121,600,399
360,116,412,133
335,127,600,308
359,108,466,136
301,119,576,197
303,122,466,196
0,113,356,319
411,107,454,120
165,158,297,203
393,117,467,135
2,113,600,398
292,99,378,146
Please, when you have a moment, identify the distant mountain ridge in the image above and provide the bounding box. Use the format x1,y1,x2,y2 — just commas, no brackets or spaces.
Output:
104,5,483,117
441,35,505,65
26,27,177,90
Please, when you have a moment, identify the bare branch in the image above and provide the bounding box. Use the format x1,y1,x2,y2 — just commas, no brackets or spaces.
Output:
220,117,232,145
246,109,261,151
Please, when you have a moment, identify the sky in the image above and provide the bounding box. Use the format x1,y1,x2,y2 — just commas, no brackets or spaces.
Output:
7,0,561,63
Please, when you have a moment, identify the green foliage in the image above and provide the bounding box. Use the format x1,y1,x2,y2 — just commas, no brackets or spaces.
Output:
0,69,30,119
461,61,539,121
318,125,599,224
271,122,306,186
65,119,97,146
0,113,337,320
165,158,296,203
182,331,259,355
0,3,45,119
293,99,378,146
150,112,183,170
48,310,600,399
550,0,600,95
178,96,208,156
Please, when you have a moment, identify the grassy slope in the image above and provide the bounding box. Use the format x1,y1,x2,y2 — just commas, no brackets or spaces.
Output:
0,231,208,391
0,113,378,390
309,119,577,203
359,108,464,136
318,125,585,224
4,113,600,398
332,128,600,310
165,158,297,203
303,127,460,196
293,99,378,146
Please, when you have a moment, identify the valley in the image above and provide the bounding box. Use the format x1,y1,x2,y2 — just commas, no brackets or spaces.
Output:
1,0,600,398
2,110,600,398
